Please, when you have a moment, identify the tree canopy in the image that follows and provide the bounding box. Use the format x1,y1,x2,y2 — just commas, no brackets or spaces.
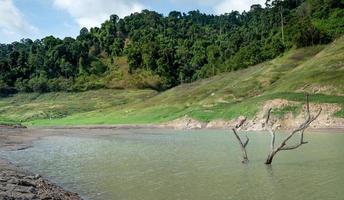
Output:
0,0,343,95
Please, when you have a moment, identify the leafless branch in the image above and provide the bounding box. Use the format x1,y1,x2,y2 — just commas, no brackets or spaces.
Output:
264,94,322,164
243,136,249,148
232,117,249,163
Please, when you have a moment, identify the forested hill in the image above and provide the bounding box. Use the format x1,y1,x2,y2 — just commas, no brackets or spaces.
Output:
1,0,343,95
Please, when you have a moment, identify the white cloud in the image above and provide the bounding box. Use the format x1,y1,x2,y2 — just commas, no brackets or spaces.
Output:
169,0,265,13
214,0,266,14
53,0,145,28
0,0,39,43
170,0,221,5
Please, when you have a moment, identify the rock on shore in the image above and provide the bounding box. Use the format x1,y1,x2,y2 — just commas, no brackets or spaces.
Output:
0,124,27,129
0,160,82,200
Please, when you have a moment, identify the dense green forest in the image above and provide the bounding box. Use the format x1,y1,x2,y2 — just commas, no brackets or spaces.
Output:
0,0,343,95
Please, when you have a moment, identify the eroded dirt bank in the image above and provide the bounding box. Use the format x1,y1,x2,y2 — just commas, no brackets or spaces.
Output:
163,100,344,131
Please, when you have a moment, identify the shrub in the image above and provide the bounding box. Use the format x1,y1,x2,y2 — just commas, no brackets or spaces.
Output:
47,78,74,92
15,78,32,92
28,76,49,93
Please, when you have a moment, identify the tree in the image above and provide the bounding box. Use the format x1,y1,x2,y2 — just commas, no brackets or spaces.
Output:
263,95,322,165
207,45,221,76
0,0,340,94
80,27,89,36
232,117,250,163
125,43,142,73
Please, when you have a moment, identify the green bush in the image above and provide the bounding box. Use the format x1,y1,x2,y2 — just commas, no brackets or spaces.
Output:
15,79,31,92
90,61,108,75
47,78,74,92
28,76,49,93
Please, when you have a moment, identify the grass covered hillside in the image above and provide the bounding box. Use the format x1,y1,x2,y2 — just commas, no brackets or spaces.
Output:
0,36,343,126
0,89,157,126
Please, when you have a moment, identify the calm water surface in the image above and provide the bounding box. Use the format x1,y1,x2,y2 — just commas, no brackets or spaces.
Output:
1,129,344,200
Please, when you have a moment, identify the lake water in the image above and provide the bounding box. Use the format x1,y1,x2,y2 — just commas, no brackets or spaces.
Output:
1,129,344,200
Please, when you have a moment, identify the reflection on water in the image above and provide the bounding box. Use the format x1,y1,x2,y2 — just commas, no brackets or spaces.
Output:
1,129,344,200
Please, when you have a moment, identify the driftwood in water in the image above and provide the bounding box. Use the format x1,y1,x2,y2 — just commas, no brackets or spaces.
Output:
232,117,249,163
263,95,322,165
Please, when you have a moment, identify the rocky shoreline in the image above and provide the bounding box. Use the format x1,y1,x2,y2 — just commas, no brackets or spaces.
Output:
0,159,82,200
0,127,83,200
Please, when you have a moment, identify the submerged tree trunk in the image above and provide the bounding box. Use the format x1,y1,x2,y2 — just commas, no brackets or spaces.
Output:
264,95,321,165
232,128,249,163
232,118,249,163
265,152,277,165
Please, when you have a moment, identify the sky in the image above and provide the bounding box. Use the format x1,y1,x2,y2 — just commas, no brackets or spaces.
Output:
0,0,266,43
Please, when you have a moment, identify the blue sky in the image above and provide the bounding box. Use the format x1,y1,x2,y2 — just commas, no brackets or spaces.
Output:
0,0,265,43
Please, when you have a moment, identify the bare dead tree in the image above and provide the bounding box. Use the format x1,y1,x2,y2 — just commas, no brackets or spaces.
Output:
264,95,322,165
232,117,249,163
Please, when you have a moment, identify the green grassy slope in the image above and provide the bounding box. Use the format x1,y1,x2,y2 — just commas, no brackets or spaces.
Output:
269,37,344,95
0,89,157,125
1,37,344,126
